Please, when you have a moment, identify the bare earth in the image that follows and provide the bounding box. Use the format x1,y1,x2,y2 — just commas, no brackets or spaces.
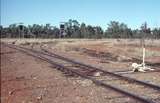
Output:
1,39,160,103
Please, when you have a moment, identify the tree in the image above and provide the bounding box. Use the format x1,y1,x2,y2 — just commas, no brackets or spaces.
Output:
86,25,95,38
152,28,160,39
106,21,132,38
0,20,160,39
94,26,104,38
72,20,80,38
0,25,5,38
65,19,80,38
80,23,86,38
140,22,151,39
8,24,19,38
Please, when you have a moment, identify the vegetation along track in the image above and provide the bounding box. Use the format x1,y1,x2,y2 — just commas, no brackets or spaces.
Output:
3,43,160,103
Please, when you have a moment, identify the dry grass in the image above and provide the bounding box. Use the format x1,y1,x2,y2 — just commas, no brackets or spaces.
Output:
1,38,160,46
1,38,160,56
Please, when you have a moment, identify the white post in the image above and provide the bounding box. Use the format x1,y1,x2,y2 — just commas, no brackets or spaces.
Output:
142,47,145,68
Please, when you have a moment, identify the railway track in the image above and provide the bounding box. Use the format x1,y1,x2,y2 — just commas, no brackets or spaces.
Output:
3,43,160,103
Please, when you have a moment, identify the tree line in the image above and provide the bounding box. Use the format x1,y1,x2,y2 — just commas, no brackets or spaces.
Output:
0,19,160,39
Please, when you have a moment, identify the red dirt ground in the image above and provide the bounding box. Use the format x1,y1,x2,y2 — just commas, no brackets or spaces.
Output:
1,39,160,103
1,44,138,103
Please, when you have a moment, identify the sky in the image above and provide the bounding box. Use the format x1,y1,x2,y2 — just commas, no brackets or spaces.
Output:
1,0,160,29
